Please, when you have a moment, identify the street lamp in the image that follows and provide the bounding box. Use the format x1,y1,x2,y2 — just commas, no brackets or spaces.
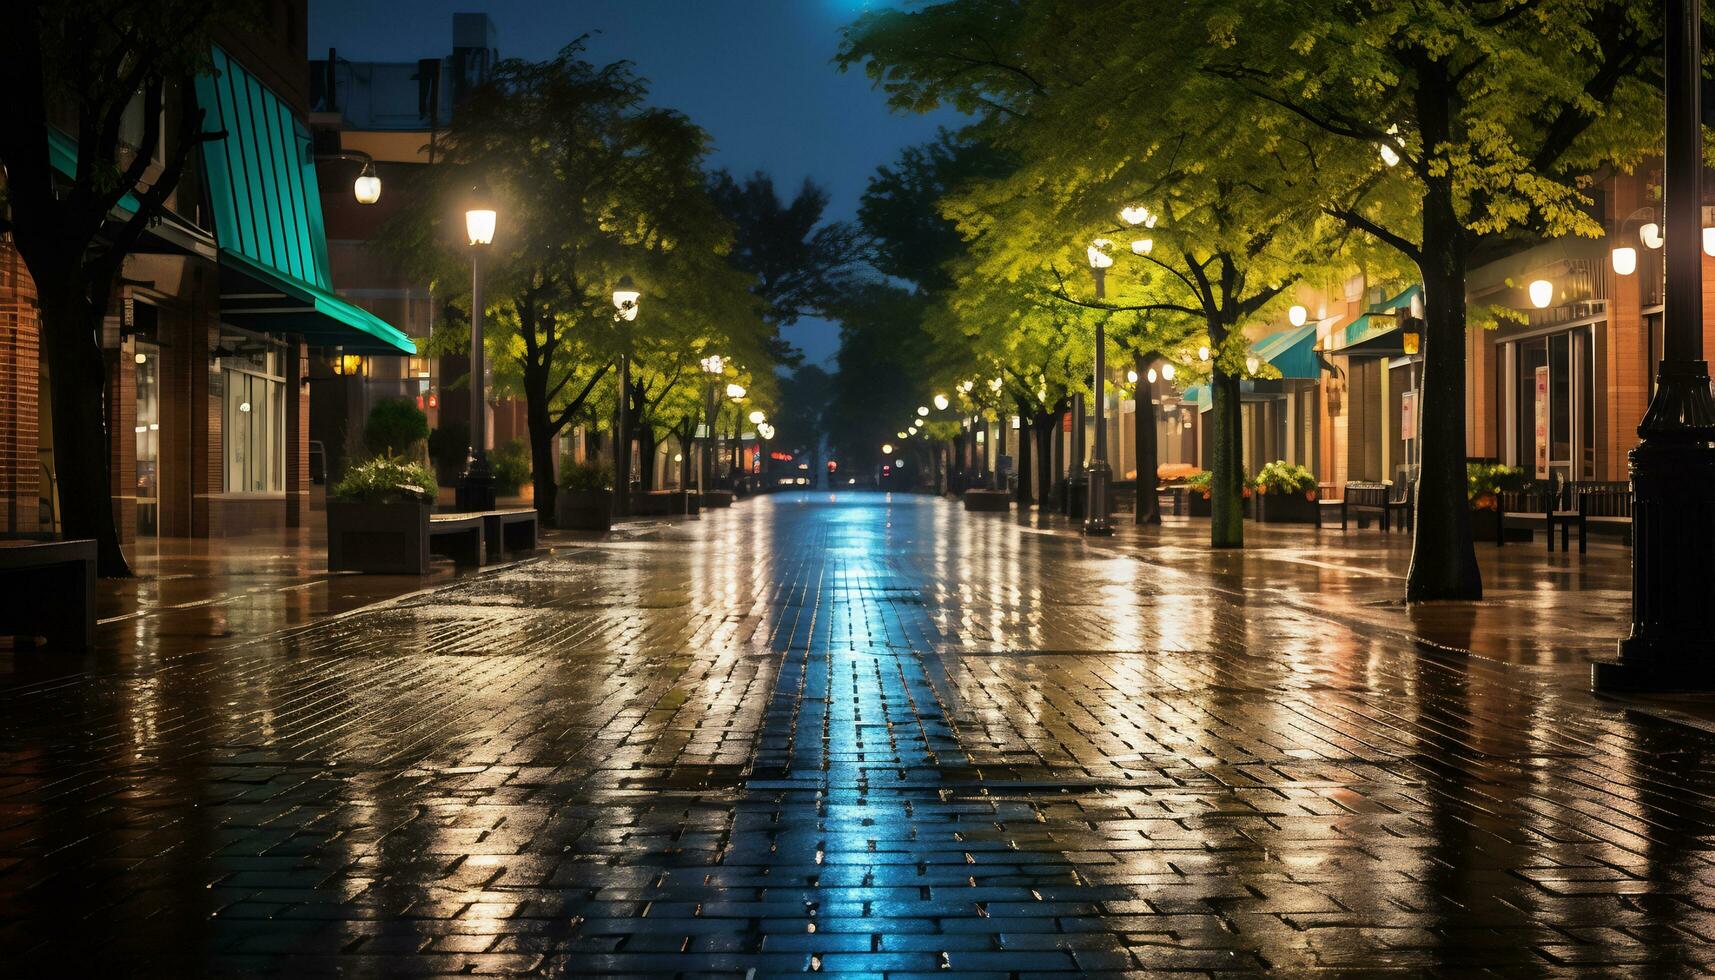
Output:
1082,239,1115,536
457,180,497,512
933,393,949,411
917,405,930,417
1596,0,1715,690
353,160,381,205
698,354,725,500
612,275,640,518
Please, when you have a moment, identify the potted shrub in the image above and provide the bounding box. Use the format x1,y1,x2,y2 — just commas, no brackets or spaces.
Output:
1468,462,1526,543
556,458,613,531
326,455,438,574
1252,460,1319,523
1184,470,1213,516
365,398,429,458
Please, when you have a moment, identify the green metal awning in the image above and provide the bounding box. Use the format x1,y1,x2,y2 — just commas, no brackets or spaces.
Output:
195,46,414,356
1249,323,1321,380
218,248,416,354
1332,284,1421,353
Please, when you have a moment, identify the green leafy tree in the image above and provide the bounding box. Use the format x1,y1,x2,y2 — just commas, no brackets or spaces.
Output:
387,43,765,522
842,0,1352,546
0,0,254,575
364,398,429,457
1203,0,1661,598
709,171,862,364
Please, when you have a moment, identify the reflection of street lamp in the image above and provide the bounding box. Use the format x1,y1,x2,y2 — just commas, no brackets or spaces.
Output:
612,275,640,518
1596,0,1715,691
457,180,497,512
1082,239,1115,536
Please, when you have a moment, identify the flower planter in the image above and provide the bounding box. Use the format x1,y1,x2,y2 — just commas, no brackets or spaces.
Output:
1470,505,1531,545
556,489,613,531
963,489,1011,512
1253,492,1320,524
1188,492,1212,517
327,500,432,574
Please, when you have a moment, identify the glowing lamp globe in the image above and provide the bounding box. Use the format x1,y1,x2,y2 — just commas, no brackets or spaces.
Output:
1162,364,1176,381
353,164,381,205
933,393,949,411
1611,247,1637,276
1288,305,1308,327
748,410,766,425
1528,279,1553,309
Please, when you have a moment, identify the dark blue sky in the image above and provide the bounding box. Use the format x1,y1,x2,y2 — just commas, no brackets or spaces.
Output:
309,0,958,366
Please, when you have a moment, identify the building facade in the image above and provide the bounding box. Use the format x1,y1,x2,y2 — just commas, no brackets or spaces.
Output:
0,1,414,546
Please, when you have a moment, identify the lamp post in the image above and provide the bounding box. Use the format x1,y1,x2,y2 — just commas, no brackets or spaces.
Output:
748,410,767,490
698,354,725,500
1083,241,1115,535
456,182,497,512
612,276,640,519
725,383,746,491
1595,0,1715,690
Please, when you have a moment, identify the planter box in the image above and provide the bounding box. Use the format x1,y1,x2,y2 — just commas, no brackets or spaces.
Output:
633,490,698,516
556,489,613,531
328,500,432,574
1188,492,1211,517
700,491,734,509
1471,506,1531,544
1253,492,1320,524
963,489,1011,512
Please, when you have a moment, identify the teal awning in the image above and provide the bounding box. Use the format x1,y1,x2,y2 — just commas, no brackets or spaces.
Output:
45,129,142,215
196,46,414,356
1334,283,1421,352
1250,323,1321,380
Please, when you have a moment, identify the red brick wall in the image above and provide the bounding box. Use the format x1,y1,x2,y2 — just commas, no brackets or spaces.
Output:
0,241,40,533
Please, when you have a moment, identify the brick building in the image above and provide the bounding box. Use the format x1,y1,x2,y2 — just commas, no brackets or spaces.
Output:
0,1,414,546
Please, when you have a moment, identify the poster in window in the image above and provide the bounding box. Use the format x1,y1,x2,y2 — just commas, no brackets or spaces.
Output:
1400,390,1416,441
1534,365,1549,478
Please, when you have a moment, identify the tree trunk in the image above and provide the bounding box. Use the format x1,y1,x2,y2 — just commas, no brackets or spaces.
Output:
1407,184,1481,600
38,281,131,576
522,367,558,526
638,427,658,490
1209,368,1244,548
1405,63,1481,602
1135,352,1160,525
1015,411,1033,505
1033,412,1056,507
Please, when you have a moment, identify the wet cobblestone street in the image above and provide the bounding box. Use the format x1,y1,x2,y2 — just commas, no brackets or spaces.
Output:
4,492,1715,975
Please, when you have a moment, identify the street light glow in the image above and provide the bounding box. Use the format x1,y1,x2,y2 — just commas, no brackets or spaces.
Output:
1130,239,1153,255
1641,222,1664,249
1288,304,1308,327
748,410,766,425
916,405,929,417
612,275,640,321
1162,364,1176,381
353,162,381,205
1528,278,1553,309
1612,246,1638,276
882,443,894,454
1198,346,1210,362
1086,239,1114,269
1146,367,1157,384
726,383,747,399
933,393,949,411
700,354,725,375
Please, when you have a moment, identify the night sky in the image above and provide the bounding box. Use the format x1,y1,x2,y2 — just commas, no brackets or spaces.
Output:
309,0,959,367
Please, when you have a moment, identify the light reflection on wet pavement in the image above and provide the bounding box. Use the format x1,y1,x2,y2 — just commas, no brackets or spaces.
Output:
2,491,1715,974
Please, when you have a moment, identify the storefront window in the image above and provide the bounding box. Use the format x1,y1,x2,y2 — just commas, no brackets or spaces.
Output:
222,337,286,494
1511,324,1595,482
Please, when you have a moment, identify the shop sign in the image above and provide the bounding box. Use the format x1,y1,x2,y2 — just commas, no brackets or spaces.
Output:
1400,390,1416,440
1534,366,1549,478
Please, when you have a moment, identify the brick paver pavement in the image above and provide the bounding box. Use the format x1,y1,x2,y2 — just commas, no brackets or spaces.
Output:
3,491,1715,975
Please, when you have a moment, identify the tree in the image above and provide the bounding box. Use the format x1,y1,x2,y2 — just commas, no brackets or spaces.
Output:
0,0,252,575
842,0,1351,547
709,171,862,364
387,43,767,524
1203,0,1661,599
774,364,834,458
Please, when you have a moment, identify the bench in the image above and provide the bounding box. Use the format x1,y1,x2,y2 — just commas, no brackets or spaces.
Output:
1336,481,1412,531
427,513,485,568
0,538,96,650
1545,481,1631,553
963,488,1011,512
480,509,538,560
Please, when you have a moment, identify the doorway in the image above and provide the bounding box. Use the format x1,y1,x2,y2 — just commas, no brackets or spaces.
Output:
134,343,161,536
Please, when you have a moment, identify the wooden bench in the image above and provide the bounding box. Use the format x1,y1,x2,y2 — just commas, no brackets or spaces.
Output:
1547,481,1632,553
480,509,538,560
1337,481,1412,531
427,513,485,568
0,538,96,650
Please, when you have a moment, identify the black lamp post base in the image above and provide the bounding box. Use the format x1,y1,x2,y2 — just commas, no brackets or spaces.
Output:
1594,411,1715,692
1593,644,1715,692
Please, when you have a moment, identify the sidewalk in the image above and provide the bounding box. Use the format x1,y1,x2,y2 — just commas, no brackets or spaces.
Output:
988,497,1715,729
